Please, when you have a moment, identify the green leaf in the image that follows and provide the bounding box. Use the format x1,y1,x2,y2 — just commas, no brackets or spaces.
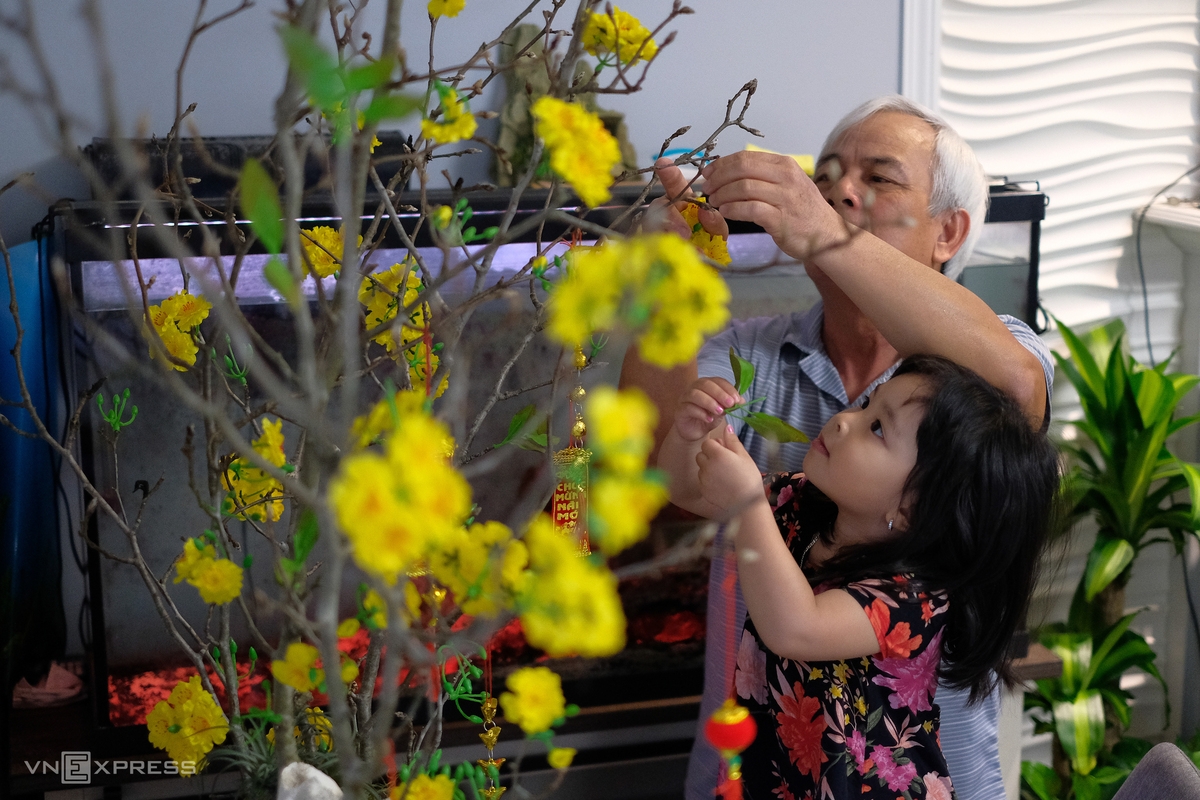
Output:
363,93,423,124
1042,631,1092,695
263,256,298,307
1084,538,1135,601
238,159,283,254
1053,690,1105,775
1177,460,1200,529
294,509,319,564
500,404,537,446
279,26,345,111
1020,761,1062,800
344,58,394,93
729,347,755,396
744,412,808,444
1110,737,1153,770
1084,612,1138,688
1072,772,1101,800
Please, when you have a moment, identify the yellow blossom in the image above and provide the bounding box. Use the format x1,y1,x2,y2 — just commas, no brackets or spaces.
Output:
581,7,658,65
518,515,625,656
267,708,333,751
222,421,288,522
362,588,389,629
432,205,453,228
427,0,465,19
499,666,566,735
301,226,362,279
831,685,843,699
585,386,656,475
341,656,360,684
547,747,577,770
329,408,471,583
809,667,823,681
923,719,934,733
173,539,216,583
421,83,476,145
833,662,849,683
391,774,456,800
188,558,244,605
680,200,731,266
146,676,227,774
429,521,527,617
531,97,620,207
338,618,361,638
154,324,199,371
546,233,729,368
855,696,867,715
271,642,324,693
588,474,668,556
160,291,213,330
358,263,448,397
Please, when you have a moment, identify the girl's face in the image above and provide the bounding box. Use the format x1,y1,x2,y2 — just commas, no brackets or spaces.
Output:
802,373,929,543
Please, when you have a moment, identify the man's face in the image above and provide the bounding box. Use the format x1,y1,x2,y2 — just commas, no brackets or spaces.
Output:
812,111,950,271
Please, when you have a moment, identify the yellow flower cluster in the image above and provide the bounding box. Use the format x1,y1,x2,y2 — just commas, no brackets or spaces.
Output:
548,232,730,368
421,83,477,145
358,262,447,397
172,539,244,605
516,515,625,656
583,387,668,555
266,707,333,751
146,291,212,371
391,773,455,800
581,6,659,65
222,419,287,522
681,199,731,266
146,676,228,774
271,642,323,693
429,520,529,617
531,97,621,208
301,226,363,279
329,405,471,583
427,0,465,20
499,666,565,735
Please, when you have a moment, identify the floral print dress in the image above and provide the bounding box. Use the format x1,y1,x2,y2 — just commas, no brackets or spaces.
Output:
735,473,957,800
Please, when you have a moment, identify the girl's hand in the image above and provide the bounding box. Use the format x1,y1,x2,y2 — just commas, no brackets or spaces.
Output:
696,424,765,513
674,377,743,442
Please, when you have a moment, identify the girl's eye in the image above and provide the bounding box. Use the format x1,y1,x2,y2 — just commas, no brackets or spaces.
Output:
870,419,884,438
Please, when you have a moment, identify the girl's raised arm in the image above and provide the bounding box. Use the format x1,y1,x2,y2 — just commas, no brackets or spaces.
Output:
697,427,880,662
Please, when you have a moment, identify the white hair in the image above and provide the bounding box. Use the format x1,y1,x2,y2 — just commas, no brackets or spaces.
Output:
820,95,988,281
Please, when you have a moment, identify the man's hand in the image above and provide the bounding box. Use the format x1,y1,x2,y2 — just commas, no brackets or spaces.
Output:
696,424,764,514
644,156,729,239
674,376,742,441
702,151,843,261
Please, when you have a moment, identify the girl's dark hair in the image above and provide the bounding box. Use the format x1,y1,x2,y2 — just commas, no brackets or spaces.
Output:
803,355,1060,702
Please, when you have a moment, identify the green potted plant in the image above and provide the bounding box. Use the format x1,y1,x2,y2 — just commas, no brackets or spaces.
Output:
1022,317,1200,800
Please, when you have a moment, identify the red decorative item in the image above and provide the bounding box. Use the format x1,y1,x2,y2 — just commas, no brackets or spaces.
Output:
705,556,757,800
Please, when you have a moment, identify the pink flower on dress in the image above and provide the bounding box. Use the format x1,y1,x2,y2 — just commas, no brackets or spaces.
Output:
870,745,917,793
735,629,768,704
923,771,954,800
872,628,943,712
774,483,794,510
846,729,868,774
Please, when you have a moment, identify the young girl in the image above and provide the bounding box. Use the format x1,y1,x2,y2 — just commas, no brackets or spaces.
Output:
662,355,1059,800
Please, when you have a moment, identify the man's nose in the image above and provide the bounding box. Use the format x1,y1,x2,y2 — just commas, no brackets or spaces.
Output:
826,175,862,211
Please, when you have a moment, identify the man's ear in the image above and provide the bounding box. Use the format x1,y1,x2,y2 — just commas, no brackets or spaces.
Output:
933,208,970,269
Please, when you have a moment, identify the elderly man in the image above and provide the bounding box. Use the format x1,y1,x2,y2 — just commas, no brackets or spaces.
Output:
621,95,1052,800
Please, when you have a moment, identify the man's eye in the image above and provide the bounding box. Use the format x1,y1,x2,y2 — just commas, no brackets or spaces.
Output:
870,419,884,438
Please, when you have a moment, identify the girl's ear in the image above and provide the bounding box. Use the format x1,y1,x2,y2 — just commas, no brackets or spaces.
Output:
887,507,911,533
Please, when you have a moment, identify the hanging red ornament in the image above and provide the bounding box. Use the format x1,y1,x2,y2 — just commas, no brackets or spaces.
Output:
705,697,756,800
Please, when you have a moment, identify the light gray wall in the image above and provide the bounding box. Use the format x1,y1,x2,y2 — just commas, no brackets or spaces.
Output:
0,0,901,247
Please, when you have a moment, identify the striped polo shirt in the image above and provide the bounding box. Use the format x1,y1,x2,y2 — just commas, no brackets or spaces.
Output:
685,300,1053,800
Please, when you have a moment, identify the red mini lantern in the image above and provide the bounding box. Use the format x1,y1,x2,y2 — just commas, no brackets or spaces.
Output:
705,698,757,800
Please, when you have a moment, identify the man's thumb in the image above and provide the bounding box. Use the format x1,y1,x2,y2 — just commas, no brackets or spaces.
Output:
655,156,690,198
